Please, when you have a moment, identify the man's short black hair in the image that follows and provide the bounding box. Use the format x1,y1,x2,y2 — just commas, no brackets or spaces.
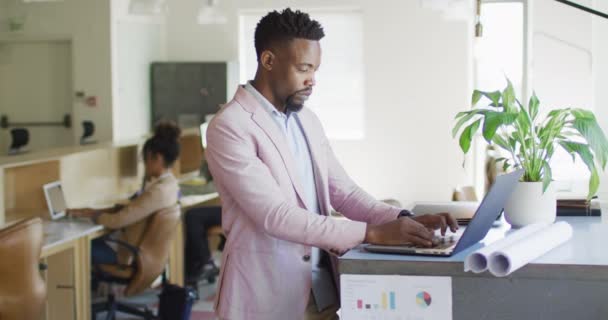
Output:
254,8,325,61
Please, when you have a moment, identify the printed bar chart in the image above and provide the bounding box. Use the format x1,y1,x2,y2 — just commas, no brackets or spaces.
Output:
355,291,396,310
341,274,452,320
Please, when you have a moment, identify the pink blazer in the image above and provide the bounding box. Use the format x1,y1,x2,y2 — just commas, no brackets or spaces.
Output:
206,86,401,320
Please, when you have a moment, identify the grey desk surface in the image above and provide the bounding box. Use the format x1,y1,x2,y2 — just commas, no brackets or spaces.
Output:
340,217,608,280
339,217,608,319
43,219,103,252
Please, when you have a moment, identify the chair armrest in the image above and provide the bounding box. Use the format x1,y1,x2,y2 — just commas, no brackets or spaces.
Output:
101,236,140,257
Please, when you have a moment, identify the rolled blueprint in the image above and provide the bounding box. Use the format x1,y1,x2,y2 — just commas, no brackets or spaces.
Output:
488,221,573,277
464,223,548,273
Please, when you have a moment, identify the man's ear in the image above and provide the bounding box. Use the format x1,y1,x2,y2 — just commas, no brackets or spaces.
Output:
259,50,275,71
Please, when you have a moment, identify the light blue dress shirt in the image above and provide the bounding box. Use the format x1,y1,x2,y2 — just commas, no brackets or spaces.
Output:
244,82,320,215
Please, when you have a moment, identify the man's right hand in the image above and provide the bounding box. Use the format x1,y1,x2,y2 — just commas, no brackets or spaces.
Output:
364,218,434,247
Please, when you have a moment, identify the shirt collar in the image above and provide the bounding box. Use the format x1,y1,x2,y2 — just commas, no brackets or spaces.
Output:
144,172,173,190
244,81,293,119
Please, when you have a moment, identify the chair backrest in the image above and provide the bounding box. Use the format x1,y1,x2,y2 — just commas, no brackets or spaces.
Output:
0,217,46,320
124,204,181,296
452,186,478,201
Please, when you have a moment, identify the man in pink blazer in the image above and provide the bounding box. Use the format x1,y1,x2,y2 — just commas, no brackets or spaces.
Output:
206,8,458,320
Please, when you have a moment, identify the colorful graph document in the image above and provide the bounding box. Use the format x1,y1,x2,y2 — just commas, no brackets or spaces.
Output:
341,274,452,320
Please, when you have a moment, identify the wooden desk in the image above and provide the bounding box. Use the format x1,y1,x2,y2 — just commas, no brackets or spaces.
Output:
42,210,200,319
42,220,104,320
180,193,220,210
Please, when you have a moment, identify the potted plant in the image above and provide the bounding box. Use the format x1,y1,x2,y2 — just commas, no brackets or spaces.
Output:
453,79,608,227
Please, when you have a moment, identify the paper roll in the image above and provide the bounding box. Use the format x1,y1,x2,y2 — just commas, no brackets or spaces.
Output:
464,223,548,273
488,221,573,277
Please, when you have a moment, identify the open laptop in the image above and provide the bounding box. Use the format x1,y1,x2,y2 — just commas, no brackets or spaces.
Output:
43,181,69,220
364,169,524,257
42,181,96,224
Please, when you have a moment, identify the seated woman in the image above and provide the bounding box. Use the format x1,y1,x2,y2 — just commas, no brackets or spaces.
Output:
68,122,181,266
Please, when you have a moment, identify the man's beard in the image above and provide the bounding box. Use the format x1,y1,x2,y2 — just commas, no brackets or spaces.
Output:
285,96,304,113
285,88,311,113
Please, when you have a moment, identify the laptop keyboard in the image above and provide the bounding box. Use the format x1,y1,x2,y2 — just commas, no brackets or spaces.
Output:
410,235,458,249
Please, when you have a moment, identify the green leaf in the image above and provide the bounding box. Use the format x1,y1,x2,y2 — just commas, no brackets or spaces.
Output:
483,91,502,108
492,134,511,151
503,159,511,172
517,111,531,139
482,112,519,143
547,108,566,118
502,79,517,113
558,141,599,199
542,161,552,193
538,110,568,149
472,90,483,106
571,108,595,120
545,143,555,161
589,168,600,200
459,119,481,154
455,111,470,119
452,110,486,138
528,92,540,121
508,137,518,151
570,111,608,169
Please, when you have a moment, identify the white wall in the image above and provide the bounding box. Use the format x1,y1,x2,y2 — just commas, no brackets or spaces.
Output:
0,1,7,31
593,0,608,192
166,0,472,205
0,0,113,149
0,41,73,152
110,0,167,142
532,0,593,112
532,0,607,193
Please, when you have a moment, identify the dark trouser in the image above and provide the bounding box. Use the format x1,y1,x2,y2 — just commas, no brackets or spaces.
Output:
91,238,118,265
91,238,118,291
184,206,223,276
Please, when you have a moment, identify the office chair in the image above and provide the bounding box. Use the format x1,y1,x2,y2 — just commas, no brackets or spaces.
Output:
0,217,47,320
80,120,96,145
92,204,181,320
452,186,478,201
8,128,29,155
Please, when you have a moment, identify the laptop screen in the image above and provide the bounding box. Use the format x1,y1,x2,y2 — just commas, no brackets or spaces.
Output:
451,169,524,254
44,182,67,219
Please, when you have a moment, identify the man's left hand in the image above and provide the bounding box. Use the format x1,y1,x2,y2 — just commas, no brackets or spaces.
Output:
411,213,458,236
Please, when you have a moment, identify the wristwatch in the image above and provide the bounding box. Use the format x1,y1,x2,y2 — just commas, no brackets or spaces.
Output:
397,209,413,218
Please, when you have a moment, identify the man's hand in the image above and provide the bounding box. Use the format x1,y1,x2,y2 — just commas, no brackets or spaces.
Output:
364,217,434,247
412,213,459,236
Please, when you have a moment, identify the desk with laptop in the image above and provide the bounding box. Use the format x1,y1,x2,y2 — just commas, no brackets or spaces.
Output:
39,180,106,320
339,170,608,319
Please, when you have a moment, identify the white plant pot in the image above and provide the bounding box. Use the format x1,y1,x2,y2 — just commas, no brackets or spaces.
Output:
504,181,556,228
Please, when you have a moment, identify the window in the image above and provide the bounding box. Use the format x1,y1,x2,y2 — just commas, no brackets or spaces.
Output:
238,9,365,139
473,2,524,197
474,1,595,196
531,0,593,193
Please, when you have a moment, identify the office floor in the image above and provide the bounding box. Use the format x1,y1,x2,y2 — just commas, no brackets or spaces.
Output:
94,281,218,320
95,252,221,320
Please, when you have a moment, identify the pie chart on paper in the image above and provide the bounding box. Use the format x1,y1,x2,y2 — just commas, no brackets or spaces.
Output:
416,291,432,308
